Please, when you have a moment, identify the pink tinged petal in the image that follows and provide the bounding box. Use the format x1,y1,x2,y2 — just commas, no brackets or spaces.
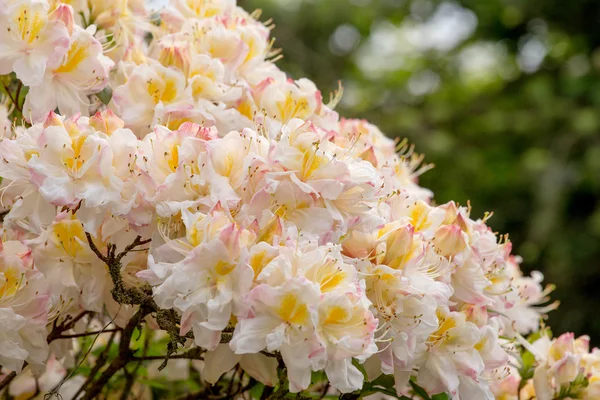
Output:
24,84,58,123
0,309,28,372
192,322,221,351
229,316,280,354
13,51,47,87
533,365,553,400
417,354,460,396
50,4,75,35
458,375,495,400
553,354,580,385
452,350,485,381
393,369,412,396
362,354,383,381
280,343,319,393
265,323,286,353
239,353,278,387
325,359,364,393
202,344,242,384
55,84,89,118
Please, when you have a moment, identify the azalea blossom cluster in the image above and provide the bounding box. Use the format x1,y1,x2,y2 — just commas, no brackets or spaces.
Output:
0,0,586,399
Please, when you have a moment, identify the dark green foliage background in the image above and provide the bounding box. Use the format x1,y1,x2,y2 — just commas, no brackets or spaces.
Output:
241,0,600,342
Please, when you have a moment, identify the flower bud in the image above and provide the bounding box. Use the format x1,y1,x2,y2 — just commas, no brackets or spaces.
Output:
549,333,575,363
440,201,459,225
380,223,414,269
574,335,590,354
90,110,125,135
553,354,581,385
434,224,467,258
51,4,75,35
43,111,64,129
341,230,375,259
462,304,488,327
158,41,191,76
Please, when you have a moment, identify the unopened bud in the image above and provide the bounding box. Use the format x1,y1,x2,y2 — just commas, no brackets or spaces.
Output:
51,4,75,35
553,354,580,385
434,224,467,257
90,110,125,135
158,41,191,75
549,333,575,363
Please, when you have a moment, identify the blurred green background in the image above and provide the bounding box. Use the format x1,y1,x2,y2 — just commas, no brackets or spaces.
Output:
241,0,600,341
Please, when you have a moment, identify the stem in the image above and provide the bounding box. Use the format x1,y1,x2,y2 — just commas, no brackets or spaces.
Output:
0,370,17,392
81,306,150,400
70,330,118,400
133,352,204,362
1,82,18,111
53,328,122,339
14,81,22,113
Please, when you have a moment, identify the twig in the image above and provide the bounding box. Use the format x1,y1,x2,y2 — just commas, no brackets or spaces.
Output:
85,232,109,263
52,328,122,339
85,233,152,306
70,330,119,400
47,311,91,343
50,309,122,398
14,81,22,113
226,366,239,398
0,82,18,111
318,382,330,399
0,370,18,392
81,306,151,400
132,350,204,362
120,327,152,400
116,236,152,263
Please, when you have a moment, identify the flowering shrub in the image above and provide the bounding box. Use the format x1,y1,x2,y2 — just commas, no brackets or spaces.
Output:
0,0,593,399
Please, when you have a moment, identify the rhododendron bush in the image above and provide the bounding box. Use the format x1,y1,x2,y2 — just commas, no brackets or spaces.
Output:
0,0,594,399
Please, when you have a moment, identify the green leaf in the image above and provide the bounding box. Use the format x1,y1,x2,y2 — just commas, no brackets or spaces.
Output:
370,373,395,388
249,382,265,399
310,370,326,384
96,86,113,105
409,380,432,400
352,358,368,380
432,393,450,400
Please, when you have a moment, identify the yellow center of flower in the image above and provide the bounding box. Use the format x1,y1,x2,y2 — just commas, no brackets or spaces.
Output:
24,149,39,161
236,99,254,120
365,270,399,319
324,305,348,325
319,269,346,293
221,155,235,177
186,220,204,248
250,251,274,279
278,293,309,325
257,217,281,244
63,134,86,171
214,260,235,276
147,77,178,104
164,116,193,131
427,314,457,347
0,267,21,299
51,217,86,258
166,144,179,172
300,148,325,180
409,201,433,232
54,41,88,74
277,94,310,122
15,6,45,44
186,0,219,17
